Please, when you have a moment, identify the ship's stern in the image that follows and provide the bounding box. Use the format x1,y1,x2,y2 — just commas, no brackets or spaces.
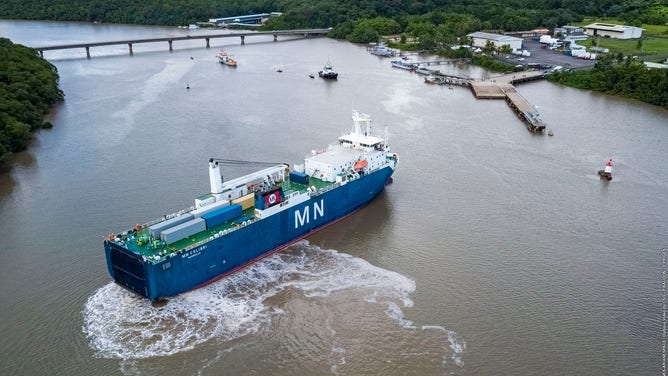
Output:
104,241,150,299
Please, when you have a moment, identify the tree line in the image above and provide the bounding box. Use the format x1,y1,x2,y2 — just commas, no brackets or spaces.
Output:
547,55,668,109
0,38,64,165
1,0,665,33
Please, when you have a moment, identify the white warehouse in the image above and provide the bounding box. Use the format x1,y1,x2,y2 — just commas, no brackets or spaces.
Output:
467,32,523,51
584,23,643,39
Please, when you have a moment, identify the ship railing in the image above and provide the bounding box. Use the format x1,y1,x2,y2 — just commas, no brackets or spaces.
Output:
142,206,196,229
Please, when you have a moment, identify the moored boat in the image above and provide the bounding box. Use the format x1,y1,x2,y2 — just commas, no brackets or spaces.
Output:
368,43,398,57
391,60,416,71
104,111,398,300
415,66,439,75
424,75,445,84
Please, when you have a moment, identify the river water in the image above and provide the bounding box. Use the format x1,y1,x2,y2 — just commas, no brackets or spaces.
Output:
1,20,666,376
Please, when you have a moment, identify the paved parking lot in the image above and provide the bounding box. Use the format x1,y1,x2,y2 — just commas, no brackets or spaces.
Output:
495,39,597,70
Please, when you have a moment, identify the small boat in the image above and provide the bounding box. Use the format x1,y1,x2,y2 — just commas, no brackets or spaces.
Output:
598,159,613,181
217,51,237,67
368,43,397,57
318,60,338,79
424,75,444,84
309,74,315,79
415,66,438,75
391,60,416,71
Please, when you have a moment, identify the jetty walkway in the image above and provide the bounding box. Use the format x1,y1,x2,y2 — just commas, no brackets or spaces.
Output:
421,68,547,132
31,28,330,58
469,71,547,132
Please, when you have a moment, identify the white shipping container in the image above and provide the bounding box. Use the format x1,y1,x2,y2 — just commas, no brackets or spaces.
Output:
149,214,194,239
190,199,230,218
160,218,206,244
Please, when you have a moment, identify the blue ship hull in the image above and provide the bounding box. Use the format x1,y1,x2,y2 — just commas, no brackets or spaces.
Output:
104,165,394,300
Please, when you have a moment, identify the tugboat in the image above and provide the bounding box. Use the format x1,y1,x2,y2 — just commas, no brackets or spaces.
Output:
318,60,338,79
598,159,613,181
217,51,237,67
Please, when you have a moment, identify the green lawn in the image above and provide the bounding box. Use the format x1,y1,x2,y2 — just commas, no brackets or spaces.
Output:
588,35,668,55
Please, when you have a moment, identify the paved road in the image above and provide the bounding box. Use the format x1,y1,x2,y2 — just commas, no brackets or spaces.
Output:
495,39,596,70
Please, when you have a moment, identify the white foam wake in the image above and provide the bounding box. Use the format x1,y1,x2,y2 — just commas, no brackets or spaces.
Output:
83,240,465,370
83,241,410,359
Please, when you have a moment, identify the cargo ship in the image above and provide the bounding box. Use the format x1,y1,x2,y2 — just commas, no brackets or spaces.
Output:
104,111,399,300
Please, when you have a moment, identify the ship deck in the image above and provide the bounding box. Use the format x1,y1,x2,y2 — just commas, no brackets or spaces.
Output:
120,175,336,261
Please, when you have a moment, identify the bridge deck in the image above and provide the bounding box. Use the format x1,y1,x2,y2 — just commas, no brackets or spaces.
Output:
31,29,330,52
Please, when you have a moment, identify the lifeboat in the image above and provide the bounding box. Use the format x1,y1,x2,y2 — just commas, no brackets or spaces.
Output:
354,159,368,170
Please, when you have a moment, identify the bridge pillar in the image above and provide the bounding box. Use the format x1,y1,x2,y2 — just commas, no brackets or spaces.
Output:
273,34,277,42
168,40,173,51
128,43,133,55
240,35,245,45
85,46,90,59
205,38,210,48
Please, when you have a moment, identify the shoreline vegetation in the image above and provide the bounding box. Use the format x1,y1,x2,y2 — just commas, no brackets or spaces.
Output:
0,38,63,167
547,54,668,108
0,1,666,167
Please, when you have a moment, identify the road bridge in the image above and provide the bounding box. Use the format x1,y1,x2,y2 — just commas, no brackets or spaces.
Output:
31,28,331,58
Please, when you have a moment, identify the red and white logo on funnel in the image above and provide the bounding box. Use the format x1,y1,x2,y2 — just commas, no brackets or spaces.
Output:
265,191,279,207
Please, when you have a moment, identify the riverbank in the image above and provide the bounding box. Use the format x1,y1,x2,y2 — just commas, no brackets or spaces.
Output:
0,37,63,168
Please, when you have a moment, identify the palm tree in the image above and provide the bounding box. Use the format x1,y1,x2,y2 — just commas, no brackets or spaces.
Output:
483,40,497,54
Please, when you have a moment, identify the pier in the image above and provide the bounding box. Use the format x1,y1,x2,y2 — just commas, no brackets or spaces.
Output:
469,70,547,132
418,67,547,132
31,28,330,58
411,58,471,66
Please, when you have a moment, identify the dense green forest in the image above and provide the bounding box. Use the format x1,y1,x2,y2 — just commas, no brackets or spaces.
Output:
548,55,668,108
1,0,666,33
0,38,63,165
